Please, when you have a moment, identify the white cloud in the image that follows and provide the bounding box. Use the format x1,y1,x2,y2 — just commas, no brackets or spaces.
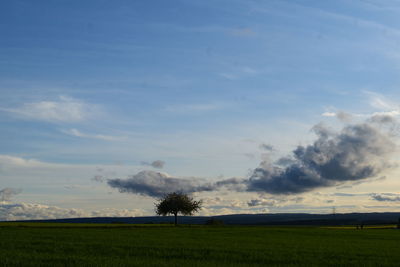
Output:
62,128,125,141
0,155,58,169
322,112,336,117
0,201,144,221
0,96,100,123
371,110,400,117
365,91,398,111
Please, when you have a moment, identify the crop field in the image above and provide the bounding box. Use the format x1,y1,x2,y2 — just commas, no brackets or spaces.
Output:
1,223,400,266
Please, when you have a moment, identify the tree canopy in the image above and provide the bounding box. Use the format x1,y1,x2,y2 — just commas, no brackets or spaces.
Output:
155,192,202,225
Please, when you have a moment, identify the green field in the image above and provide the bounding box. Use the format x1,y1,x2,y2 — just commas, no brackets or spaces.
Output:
1,223,400,266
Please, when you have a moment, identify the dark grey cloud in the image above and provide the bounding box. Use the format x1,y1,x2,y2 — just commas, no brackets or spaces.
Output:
215,177,247,191
247,196,303,207
368,114,395,124
108,170,218,197
259,144,274,151
108,119,397,197
247,199,275,207
0,188,21,201
275,157,296,166
141,160,165,169
108,170,246,198
371,193,400,202
247,122,396,194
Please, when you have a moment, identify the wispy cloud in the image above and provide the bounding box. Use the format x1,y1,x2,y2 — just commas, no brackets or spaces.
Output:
0,96,100,123
0,155,55,169
264,0,400,37
61,128,125,141
322,92,400,123
365,91,399,111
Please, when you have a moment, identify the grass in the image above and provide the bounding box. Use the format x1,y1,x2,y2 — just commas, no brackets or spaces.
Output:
1,223,400,266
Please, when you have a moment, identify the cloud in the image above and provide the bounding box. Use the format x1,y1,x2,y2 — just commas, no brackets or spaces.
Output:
322,112,336,117
0,202,144,221
62,128,124,141
366,91,398,111
141,160,165,169
107,170,242,198
0,96,99,123
0,155,47,168
247,196,303,207
259,144,274,151
246,120,396,194
108,117,398,197
92,175,104,182
368,112,400,124
0,188,21,202
108,170,216,198
247,199,278,207
336,111,353,123
371,193,400,202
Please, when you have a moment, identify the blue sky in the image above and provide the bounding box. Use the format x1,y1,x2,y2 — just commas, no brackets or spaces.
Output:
2,0,400,220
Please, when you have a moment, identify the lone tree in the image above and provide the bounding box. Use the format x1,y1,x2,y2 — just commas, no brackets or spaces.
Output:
155,192,202,225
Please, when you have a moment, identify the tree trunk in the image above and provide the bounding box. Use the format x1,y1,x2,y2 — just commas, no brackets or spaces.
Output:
174,212,178,226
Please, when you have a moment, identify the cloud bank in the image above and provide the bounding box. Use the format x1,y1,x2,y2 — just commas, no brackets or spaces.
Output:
108,118,397,197
0,202,144,221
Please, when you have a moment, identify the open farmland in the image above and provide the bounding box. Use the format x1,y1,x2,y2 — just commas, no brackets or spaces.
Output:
1,223,400,266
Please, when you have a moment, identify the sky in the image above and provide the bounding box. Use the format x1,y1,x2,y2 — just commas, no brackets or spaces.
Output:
2,0,400,220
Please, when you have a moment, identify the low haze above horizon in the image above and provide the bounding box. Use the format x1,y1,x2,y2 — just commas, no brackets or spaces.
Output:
2,0,400,220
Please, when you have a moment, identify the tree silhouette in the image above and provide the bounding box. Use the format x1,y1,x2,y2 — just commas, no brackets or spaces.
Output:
155,192,202,225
